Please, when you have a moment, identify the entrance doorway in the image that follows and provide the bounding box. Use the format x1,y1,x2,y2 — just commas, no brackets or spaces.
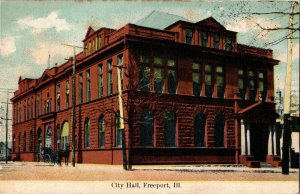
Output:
250,123,269,161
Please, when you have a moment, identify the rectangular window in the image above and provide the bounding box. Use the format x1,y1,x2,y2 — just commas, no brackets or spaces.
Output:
117,55,123,90
98,65,103,98
216,66,225,98
154,68,164,93
213,34,220,49
238,69,246,99
97,36,101,50
139,55,150,92
185,29,193,44
248,70,257,101
258,71,267,101
168,58,177,94
192,62,202,96
79,74,83,104
66,79,69,108
205,64,213,97
107,60,113,95
201,32,208,47
225,37,232,51
86,70,91,102
56,84,60,111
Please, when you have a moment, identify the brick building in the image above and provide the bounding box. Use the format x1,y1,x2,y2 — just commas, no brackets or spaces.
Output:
11,13,280,167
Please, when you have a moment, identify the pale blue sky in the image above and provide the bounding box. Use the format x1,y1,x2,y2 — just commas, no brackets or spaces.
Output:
0,1,299,102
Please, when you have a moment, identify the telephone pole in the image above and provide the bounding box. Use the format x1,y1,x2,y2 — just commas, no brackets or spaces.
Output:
282,1,296,175
62,43,83,167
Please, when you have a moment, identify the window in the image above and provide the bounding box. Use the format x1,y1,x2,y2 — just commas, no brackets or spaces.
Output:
46,93,52,113
205,64,213,97
117,55,124,90
107,60,113,95
27,100,30,119
31,99,34,119
36,95,40,116
225,37,232,51
56,125,60,150
154,57,164,93
200,32,208,47
84,118,90,148
29,130,33,151
163,111,176,147
115,110,122,147
139,55,150,92
96,36,101,50
194,113,206,147
45,126,52,148
13,135,15,153
258,71,267,101
23,132,26,152
185,29,193,44
98,65,103,98
140,109,154,147
24,103,27,121
168,58,177,94
66,79,70,108
57,84,60,111
216,66,225,98
214,114,225,147
18,133,21,153
61,122,69,150
192,62,202,96
86,70,91,102
238,69,246,99
98,116,105,148
248,70,257,101
79,74,83,104
213,34,220,49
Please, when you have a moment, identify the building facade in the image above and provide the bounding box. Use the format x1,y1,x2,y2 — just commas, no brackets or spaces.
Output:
11,16,280,167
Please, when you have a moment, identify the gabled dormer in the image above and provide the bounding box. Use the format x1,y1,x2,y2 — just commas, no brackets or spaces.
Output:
165,17,237,52
37,70,54,86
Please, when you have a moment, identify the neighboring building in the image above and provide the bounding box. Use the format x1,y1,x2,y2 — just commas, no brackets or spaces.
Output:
0,142,11,161
11,12,280,167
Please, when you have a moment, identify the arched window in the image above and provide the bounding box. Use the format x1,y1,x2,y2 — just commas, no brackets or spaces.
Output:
194,113,206,147
140,109,154,147
214,114,225,147
18,133,21,153
23,132,26,152
61,122,69,150
98,116,105,148
56,125,61,150
164,111,176,147
84,118,90,148
115,110,122,147
29,130,33,152
45,126,52,148
37,128,42,155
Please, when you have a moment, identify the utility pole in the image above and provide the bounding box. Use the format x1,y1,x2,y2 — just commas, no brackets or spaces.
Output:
0,88,14,164
62,44,83,167
282,1,296,175
114,64,127,170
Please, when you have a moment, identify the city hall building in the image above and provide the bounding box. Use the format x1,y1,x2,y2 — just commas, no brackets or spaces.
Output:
11,12,280,167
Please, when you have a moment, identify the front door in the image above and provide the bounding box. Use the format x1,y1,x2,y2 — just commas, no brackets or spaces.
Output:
250,123,269,161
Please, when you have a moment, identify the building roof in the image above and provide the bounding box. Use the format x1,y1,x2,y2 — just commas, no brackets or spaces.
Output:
135,10,190,30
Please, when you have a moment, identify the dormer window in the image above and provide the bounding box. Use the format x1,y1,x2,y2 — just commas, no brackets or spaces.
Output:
200,32,208,47
213,34,220,49
96,36,102,50
224,37,232,51
185,29,193,44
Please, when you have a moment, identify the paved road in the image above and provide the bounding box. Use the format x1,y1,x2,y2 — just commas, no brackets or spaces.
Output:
0,162,299,194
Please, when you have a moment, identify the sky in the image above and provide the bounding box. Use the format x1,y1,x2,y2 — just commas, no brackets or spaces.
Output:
0,1,299,142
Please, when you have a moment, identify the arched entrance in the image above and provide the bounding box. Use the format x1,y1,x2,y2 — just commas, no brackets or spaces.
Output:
61,122,69,150
45,126,52,148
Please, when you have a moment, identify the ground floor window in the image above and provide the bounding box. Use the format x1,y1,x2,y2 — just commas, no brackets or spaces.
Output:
194,113,206,147
98,116,105,148
140,109,154,147
45,126,52,148
163,111,176,147
61,122,69,150
214,114,225,147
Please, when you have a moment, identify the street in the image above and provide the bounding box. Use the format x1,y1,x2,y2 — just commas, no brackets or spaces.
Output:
0,162,299,194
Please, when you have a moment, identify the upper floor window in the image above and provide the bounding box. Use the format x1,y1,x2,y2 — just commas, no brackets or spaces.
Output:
56,84,60,111
213,34,220,49
258,71,267,101
107,60,113,96
216,66,225,98
98,65,103,98
66,79,70,108
200,32,208,47
205,64,213,97
224,37,232,51
214,114,225,147
79,74,83,104
86,70,91,102
194,113,206,147
84,118,90,148
238,69,246,99
185,29,193,44
140,109,154,147
98,116,105,148
192,62,202,96
248,70,257,101
96,36,101,50
24,103,27,121
154,57,164,93
139,55,150,92
167,58,177,94
46,93,52,113
117,55,124,90
163,111,177,147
